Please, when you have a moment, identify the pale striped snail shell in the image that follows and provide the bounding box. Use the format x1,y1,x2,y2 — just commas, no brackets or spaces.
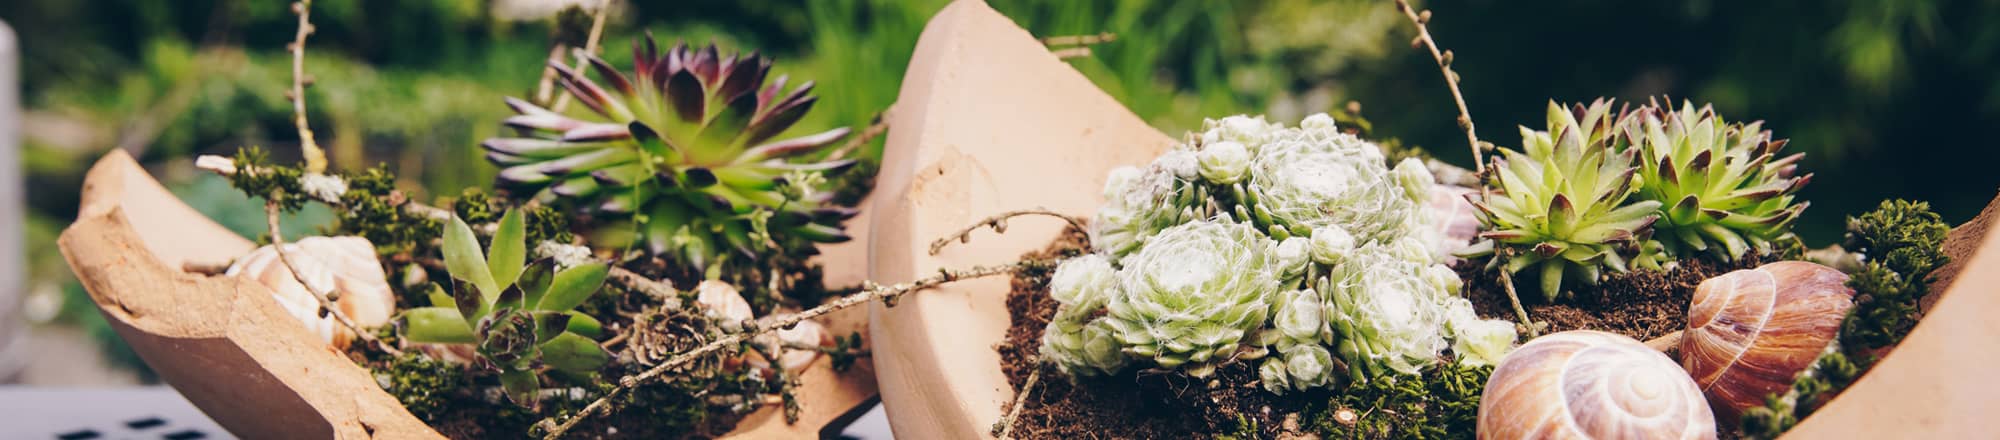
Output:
1479,330,1716,440
1681,260,1854,422
226,236,396,349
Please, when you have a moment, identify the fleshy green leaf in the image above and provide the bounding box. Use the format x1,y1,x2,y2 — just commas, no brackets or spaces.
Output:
443,215,499,300
535,312,573,344
498,368,540,410
536,263,609,312
403,307,475,344
518,258,556,307
488,209,527,288
566,312,604,338
540,332,611,373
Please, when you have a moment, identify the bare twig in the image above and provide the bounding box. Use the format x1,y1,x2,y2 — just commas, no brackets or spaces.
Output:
1049,47,1093,59
1497,271,1541,338
825,105,894,162
540,261,1039,440
264,199,401,356
196,156,676,309
286,0,327,173
995,363,1043,439
182,259,234,275
549,0,611,113
1040,32,1117,47
1395,0,1484,173
930,208,1089,256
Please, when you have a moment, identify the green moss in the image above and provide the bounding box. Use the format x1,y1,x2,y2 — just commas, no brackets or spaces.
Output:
227,146,309,211
336,165,443,256
1739,199,1948,438
377,352,468,423
1308,363,1490,439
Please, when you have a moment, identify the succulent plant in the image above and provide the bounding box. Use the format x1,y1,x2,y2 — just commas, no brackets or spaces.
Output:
1228,113,1429,244
1100,219,1282,377
1089,151,1207,257
401,209,611,409
1323,240,1459,379
1624,100,1811,261
482,35,858,270
1463,100,1663,301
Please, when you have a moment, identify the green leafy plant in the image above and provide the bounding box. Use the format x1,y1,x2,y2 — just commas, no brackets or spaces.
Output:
1624,100,1812,261
484,34,858,270
1462,100,1663,301
1738,199,1949,438
401,209,612,409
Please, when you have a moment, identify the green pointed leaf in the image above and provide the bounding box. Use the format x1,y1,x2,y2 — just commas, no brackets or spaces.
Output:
443,215,498,300
489,209,527,288
426,283,454,309
536,263,609,312
535,312,573,344
499,368,541,410
1539,261,1566,301
518,258,556,307
403,307,475,344
540,332,611,373
565,312,604,338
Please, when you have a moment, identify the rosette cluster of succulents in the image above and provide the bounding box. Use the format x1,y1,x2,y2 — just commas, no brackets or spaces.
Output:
483,34,858,271
1463,99,1813,300
1043,114,1518,393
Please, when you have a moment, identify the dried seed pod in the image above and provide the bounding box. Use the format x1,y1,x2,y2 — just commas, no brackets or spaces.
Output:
1479,330,1716,440
1681,260,1854,422
226,236,395,349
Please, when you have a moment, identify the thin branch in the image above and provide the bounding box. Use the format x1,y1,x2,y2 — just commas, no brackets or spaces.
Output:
1497,271,1541,338
995,363,1043,440
540,261,1039,440
1395,0,1484,173
549,0,612,113
195,156,675,310
1049,47,1093,60
930,208,1089,256
1040,32,1117,47
825,105,894,162
265,199,400,356
286,0,327,174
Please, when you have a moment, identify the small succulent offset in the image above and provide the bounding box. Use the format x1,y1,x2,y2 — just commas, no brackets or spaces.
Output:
483,34,858,270
1049,113,1517,392
1462,100,1663,301
401,209,611,409
1624,100,1811,261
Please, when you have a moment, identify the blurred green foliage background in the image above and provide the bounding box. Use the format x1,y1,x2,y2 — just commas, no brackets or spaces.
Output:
5,0,1997,379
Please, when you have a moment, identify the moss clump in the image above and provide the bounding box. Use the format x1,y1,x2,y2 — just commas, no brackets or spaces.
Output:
1307,362,1491,439
377,352,469,423
227,146,310,211
1739,199,1948,438
337,165,442,256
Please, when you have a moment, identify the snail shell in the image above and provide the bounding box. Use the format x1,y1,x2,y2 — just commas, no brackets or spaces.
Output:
694,280,830,375
1479,330,1716,440
1681,260,1854,422
226,236,395,349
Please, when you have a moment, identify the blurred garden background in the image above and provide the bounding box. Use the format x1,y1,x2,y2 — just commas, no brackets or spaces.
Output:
2,0,1997,385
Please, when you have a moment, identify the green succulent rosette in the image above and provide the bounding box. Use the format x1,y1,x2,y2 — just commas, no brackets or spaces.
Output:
1624,100,1810,261
1100,219,1281,378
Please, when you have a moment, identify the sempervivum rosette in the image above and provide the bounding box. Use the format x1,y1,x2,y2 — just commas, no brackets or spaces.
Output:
1040,254,1131,376
483,34,856,270
1324,238,1515,380
1624,100,1811,261
1089,150,1206,257
1231,113,1428,244
1100,219,1282,377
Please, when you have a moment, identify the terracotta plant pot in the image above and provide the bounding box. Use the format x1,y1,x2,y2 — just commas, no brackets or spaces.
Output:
58,150,879,438
867,1,2000,438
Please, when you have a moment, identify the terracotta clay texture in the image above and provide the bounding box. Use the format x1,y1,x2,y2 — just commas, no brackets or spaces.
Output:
58,150,877,438
866,1,1172,438
872,1,2000,438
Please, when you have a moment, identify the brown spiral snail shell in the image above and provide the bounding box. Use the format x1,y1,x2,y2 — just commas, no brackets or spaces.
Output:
1681,260,1854,422
1479,330,1717,440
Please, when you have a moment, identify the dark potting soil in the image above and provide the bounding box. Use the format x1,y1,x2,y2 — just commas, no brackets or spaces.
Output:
998,228,1325,440
1457,255,1763,344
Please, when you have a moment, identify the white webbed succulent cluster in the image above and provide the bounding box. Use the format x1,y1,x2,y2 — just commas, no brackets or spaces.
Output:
1047,113,1519,392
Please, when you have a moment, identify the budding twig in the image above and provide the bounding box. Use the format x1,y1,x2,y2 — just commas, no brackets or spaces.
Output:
286,0,327,174
540,261,1038,440
194,156,675,311
1497,270,1542,338
549,0,611,113
929,208,1089,256
825,105,895,162
1041,32,1117,47
264,199,400,356
995,363,1043,440
1394,0,1485,174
